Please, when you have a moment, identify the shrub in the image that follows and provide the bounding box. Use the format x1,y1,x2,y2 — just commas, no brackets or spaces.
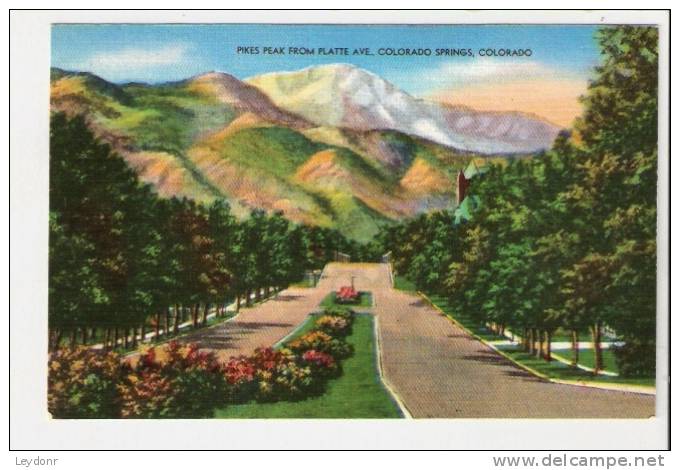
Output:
163,341,224,374
612,340,656,377
249,347,289,371
223,355,257,402
315,315,351,336
120,342,227,418
301,350,339,378
248,348,317,401
49,307,359,417
48,347,123,419
323,305,354,320
288,330,331,353
119,367,175,418
288,330,353,359
267,361,316,401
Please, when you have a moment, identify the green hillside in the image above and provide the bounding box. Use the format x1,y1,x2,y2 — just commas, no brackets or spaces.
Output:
50,68,481,241
51,70,235,200
376,130,476,180
211,127,324,176
119,84,237,155
191,126,394,241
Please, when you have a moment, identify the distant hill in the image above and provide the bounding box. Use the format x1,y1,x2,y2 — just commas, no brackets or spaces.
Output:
50,65,546,241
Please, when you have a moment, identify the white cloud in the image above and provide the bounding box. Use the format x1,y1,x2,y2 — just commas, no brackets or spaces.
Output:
425,59,557,85
80,44,191,77
389,58,584,96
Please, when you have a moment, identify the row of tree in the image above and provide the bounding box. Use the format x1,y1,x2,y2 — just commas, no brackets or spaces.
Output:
379,26,658,377
49,113,365,350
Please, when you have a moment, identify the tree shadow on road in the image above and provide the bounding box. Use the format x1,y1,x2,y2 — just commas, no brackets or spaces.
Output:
178,321,295,350
462,350,546,383
502,369,545,383
233,321,295,331
272,295,305,302
190,336,241,350
462,352,509,365
446,332,471,339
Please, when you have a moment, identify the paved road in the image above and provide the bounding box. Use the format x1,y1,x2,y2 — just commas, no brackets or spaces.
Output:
171,263,367,361
335,263,655,419
173,262,655,418
173,288,326,362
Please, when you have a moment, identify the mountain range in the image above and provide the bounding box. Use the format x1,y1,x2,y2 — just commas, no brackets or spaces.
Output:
50,64,560,241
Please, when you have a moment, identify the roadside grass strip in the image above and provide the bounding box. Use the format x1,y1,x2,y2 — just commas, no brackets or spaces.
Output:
392,275,417,294
215,313,403,418
549,349,620,376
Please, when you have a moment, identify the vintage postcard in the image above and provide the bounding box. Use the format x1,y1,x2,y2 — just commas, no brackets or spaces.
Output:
9,9,670,451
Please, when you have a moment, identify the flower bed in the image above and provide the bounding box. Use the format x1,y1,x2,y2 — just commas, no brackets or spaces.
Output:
215,314,403,418
48,306,357,418
119,342,226,418
48,347,123,419
321,291,373,308
336,286,360,304
315,314,352,336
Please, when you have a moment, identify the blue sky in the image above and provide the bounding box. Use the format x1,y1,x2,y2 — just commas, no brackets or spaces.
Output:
51,24,601,95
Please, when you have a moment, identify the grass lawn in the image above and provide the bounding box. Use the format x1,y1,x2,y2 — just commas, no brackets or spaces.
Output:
290,272,321,288
424,292,655,389
290,278,315,288
393,275,417,293
497,346,654,388
550,327,616,343
427,294,505,342
552,348,619,374
214,314,403,418
320,291,373,308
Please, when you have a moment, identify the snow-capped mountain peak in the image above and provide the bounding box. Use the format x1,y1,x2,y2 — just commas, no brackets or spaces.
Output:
246,64,560,154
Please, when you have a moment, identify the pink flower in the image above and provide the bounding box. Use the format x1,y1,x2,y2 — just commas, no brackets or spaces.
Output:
302,350,336,369
336,286,359,302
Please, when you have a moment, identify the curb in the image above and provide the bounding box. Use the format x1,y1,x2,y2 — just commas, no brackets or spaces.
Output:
272,313,314,349
385,262,395,288
372,314,413,419
417,292,656,397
